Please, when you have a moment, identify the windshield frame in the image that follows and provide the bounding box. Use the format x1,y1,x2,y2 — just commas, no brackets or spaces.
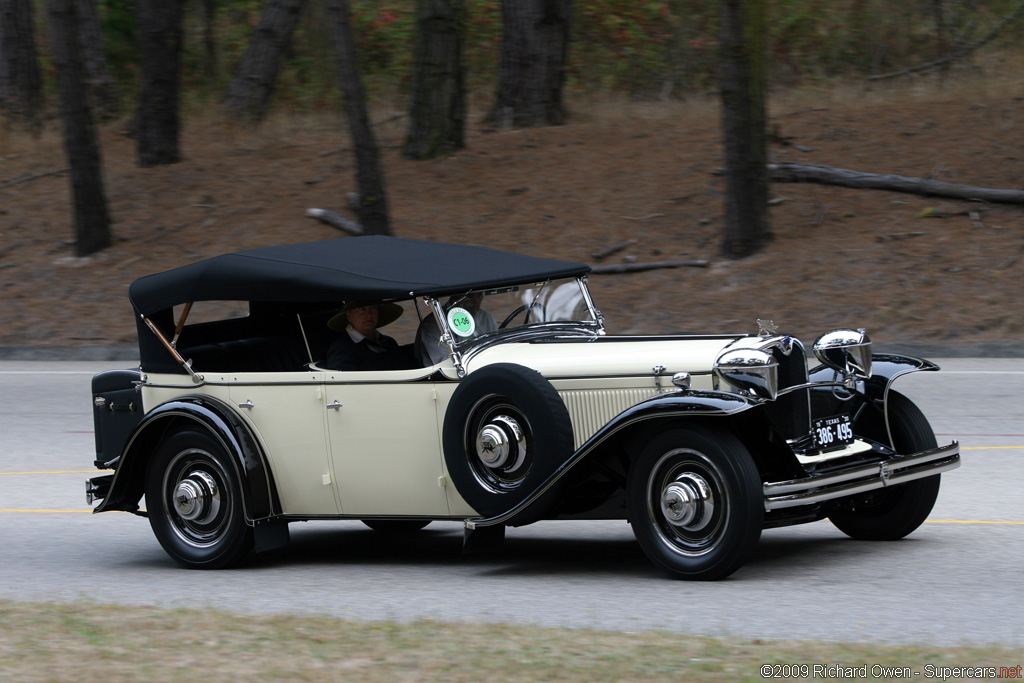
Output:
426,276,605,377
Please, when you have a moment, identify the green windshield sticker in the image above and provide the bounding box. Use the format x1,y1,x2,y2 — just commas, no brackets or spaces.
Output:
447,307,476,337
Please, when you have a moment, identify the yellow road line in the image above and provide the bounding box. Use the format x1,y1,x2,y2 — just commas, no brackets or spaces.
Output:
0,470,110,475
0,509,142,513
926,519,1024,525
0,509,94,513
1,509,1020,525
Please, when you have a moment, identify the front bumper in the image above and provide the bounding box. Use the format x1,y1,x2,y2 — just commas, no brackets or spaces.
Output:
763,441,960,511
86,474,113,506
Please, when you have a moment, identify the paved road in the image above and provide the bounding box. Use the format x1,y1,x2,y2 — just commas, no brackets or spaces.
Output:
1,359,1021,646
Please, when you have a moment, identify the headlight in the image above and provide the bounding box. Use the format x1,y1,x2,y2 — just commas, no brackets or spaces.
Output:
813,328,872,379
714,348,779,400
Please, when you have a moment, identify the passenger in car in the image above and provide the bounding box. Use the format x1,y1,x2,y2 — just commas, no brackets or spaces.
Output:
416,291,497,365
324,301,412,371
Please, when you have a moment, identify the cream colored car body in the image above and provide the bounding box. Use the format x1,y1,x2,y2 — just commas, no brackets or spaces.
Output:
139,335,743,520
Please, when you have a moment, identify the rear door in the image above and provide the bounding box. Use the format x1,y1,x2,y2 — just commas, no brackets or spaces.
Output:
227,372,341,516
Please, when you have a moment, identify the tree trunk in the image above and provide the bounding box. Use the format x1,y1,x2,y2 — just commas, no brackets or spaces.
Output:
719,0,770,258
327,0,390,236
47,0,112,257
222,0,306,123
486,0,570,128
76,0,122,119
403,0,466,160
136,0,183,167
202,0,219,81
0,0,44,127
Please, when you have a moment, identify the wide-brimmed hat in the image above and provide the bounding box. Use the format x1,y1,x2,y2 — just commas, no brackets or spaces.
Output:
327,301,403,331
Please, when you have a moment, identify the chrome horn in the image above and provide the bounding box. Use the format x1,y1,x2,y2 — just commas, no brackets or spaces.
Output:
813,328,872,379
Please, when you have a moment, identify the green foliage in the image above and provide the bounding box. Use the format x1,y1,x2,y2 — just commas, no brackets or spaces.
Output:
29,0,1024,115
99,0,139,86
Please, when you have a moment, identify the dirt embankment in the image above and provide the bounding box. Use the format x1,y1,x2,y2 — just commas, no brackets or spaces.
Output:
2,82,1022,358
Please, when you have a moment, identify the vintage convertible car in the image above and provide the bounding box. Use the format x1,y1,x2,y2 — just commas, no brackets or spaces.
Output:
87,236,960,579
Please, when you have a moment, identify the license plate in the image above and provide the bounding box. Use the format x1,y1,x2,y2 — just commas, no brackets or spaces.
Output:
813,414,853,451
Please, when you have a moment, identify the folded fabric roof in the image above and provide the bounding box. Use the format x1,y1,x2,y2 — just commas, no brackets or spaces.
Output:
129,236,590,315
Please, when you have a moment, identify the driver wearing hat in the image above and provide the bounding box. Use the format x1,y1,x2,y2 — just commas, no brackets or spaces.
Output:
325,301,411,371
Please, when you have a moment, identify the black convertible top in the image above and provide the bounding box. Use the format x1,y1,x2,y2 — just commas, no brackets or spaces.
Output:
129,236,590,315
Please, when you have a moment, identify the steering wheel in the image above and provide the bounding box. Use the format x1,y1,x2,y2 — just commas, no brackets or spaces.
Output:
499,301,546,328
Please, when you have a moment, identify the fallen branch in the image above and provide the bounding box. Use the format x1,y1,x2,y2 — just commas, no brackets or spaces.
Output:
621,213,664,221
1,167,70,189
591,260,709,275
767,163,1024,205
305,208,364,235
877,231,926,242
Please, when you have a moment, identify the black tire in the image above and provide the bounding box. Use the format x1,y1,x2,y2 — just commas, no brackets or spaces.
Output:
361,519,431,533
145,429,253,569
829,391,941,541
627,426,763,580
442,363,574,520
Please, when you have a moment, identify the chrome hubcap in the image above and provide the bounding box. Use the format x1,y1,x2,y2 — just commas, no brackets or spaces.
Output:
475,415,527,473
647,449,728,557
173,470,221,524
660,473,714,531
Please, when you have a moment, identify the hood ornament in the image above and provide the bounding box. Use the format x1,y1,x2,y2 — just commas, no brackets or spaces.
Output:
757,319,778,337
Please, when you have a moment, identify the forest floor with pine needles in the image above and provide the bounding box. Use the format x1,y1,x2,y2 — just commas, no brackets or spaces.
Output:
2,69,1023,358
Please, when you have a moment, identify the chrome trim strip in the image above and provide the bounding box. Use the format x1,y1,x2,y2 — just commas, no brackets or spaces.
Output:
763,441,960,511
544,370,715,381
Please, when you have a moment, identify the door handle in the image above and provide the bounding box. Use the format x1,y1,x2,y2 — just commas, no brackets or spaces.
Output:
327,400,343,410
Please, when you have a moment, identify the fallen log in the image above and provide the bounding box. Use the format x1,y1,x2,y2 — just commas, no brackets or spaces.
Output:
591,260,709,274
767,163,1024,205
305,208,364,235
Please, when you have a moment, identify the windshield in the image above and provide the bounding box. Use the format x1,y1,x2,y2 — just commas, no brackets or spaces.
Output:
439,277,598,348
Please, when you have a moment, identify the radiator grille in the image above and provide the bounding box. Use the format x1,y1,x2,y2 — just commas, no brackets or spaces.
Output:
560,388,659,448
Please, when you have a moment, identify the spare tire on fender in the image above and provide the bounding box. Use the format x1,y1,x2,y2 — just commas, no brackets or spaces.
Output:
442,363,575,521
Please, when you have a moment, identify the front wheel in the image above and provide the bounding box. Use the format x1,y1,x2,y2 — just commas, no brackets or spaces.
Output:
146,429,253,569
829,391,941,541
627,426,763,580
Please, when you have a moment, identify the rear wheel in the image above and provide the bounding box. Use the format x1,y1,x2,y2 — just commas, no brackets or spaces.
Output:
628,426,762,580
829,391,940,540
146,429,253,569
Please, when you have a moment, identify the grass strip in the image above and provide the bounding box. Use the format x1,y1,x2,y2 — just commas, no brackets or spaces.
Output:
0,599,1017,681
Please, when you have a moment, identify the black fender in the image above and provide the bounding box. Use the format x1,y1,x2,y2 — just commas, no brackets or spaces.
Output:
93,395,281,523
810,353,939,398
468,390,761,526
809,353,939,450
